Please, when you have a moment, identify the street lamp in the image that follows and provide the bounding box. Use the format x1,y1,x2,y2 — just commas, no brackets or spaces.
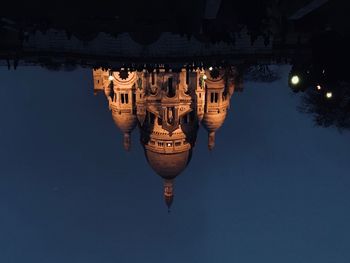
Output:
291,75,300,85
326,92,333,99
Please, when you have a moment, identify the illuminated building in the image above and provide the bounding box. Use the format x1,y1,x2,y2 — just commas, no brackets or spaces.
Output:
93,67,236,210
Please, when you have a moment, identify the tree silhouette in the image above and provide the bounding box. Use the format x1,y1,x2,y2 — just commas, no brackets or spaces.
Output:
299,81,350,131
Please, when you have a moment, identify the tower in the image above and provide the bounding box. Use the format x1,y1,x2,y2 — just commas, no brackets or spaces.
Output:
139,69,200,210
93,66,235,210
201,67,234,150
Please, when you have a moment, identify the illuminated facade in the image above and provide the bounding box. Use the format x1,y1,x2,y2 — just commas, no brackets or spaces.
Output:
93,67,236,210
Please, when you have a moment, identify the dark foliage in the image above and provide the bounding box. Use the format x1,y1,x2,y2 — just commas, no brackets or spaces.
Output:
299,82,350,131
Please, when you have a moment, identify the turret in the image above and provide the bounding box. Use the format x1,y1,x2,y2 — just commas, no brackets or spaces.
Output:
109,70,138,151
201,68,232,150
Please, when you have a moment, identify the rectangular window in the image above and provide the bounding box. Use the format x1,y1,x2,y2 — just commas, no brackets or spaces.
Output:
175,142,181,146
214,92,218,103
210,92,214,103
125,93,129,104
121,94,125,104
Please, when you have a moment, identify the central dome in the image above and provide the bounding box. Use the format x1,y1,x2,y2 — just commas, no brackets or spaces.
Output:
145,149,192,179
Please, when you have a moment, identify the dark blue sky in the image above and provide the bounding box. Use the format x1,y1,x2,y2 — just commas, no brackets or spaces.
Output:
1,66,350,263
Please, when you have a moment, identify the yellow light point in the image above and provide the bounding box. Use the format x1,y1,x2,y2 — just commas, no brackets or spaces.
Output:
209,67,213,71
317,85,322,90
291,75,300,85
203,75,207,80
108,75,114,81
326,92,333,99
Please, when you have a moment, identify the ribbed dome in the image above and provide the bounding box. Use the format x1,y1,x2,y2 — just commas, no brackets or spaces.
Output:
111,111,137,134
201,111,227,132
145,149,192,179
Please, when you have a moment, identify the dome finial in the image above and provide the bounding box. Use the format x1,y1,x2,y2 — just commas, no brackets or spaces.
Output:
164,179,174,211
208,131,215,151
123,133,131,151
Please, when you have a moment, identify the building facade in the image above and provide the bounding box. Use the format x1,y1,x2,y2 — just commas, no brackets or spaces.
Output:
93,66,237,210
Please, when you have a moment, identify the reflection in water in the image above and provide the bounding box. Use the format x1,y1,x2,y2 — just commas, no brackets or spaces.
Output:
93,67,237,210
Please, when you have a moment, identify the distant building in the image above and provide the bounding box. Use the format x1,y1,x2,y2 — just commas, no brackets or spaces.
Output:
93,66,237,210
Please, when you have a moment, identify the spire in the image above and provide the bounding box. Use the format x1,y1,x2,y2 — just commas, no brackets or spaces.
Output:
123,132,131,151
164,179,174,212
208,131,215,151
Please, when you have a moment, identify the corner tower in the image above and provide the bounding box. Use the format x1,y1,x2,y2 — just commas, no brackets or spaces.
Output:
201,68,234,150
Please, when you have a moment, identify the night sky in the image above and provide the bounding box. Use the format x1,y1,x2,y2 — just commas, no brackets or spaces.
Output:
1,65,350,263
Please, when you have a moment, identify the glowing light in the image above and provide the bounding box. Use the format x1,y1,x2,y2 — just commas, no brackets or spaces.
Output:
166,143,172,147
108,75,114,81
209,67,213,71
326,92,333,99
203,75,207,80
291,75,300,85
317,85,322,90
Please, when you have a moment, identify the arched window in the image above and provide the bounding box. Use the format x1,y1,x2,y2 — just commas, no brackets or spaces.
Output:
167,77,175,97
186,70,189,85
151,72,155,85
150,113,155,124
